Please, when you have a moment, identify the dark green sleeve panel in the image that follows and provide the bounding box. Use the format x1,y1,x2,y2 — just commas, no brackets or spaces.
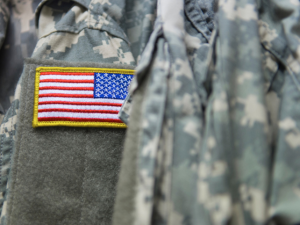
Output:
4,59,134,225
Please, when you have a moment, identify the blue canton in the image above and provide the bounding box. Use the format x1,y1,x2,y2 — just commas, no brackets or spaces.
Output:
93,73,134,99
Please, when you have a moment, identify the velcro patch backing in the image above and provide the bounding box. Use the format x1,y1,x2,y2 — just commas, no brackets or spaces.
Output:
33,67,134,128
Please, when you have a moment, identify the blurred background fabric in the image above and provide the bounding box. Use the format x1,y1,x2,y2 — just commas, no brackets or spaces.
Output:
0,0,41,123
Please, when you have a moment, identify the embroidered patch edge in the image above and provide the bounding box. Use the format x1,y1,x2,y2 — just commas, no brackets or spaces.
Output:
33,67,134,128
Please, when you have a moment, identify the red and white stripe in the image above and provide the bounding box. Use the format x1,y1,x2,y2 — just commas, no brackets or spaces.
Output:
38,72,123,123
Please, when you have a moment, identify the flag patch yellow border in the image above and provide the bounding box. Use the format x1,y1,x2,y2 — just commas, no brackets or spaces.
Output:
33,67,134,128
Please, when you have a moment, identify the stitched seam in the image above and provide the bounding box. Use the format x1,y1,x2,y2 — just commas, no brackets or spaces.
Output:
36,67,134,74
185,0,210,41
35,121,127,128
79,130,88,225
87,0,127,35
261,43,300,92
258,22,300,91
38,24,128,44
7,65,32,225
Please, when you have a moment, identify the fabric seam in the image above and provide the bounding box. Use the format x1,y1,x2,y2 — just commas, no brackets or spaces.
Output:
7,64,32,225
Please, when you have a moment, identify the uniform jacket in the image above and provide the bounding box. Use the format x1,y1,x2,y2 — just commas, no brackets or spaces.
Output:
1,0,300,224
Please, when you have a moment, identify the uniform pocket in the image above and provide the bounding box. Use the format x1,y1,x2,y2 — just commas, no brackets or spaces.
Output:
33,0,135,65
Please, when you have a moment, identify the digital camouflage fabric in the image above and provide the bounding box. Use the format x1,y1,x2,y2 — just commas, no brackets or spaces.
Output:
197,0,300,223
0,0,156,224
0,80,21,224
1,0,300,224
116,0,300,224
33,0,156,63
0,0,41,123
0,0,39,218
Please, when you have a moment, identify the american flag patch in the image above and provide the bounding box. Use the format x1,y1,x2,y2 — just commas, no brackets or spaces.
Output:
33,67,134,128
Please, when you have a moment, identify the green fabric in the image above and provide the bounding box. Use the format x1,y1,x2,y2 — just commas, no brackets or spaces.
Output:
112,65,151,225
4,59,134,225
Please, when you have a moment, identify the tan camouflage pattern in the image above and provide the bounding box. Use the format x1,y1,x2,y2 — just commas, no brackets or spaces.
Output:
118,0,300,224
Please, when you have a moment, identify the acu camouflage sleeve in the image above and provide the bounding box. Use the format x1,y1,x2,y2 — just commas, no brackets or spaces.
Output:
0,0,156,224
117,0,300,224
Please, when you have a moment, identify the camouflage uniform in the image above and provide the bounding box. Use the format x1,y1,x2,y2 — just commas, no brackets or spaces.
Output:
0,0,41,123
1,0,300,224
115,0,300,224
0,0,156,224
0,0,40,218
